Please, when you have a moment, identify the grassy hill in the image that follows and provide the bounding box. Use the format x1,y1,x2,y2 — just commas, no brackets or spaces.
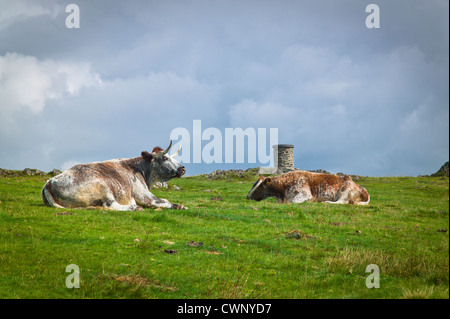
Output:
0,170,448,298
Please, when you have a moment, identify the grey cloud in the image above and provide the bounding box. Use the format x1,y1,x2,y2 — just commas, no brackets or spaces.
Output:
0,70,219,171
0,0,448,176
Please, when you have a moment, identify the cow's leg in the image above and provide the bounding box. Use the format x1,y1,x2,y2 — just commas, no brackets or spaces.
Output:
325,197,349,204
324,200,346,204
103,195,143,211
325,188,351,204
139,197,187,210
150,197,185,209
290,189,313,203
147,197,188,210
107,200,143,211
133,188,188,210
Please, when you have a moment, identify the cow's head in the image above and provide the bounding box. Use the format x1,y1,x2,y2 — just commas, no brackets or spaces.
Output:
246,176,271,201
141,140,186,182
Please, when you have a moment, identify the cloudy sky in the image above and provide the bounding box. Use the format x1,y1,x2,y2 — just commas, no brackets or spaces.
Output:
0,0,448,176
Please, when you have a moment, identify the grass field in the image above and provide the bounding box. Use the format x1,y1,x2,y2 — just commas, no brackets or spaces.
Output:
0,170,448,299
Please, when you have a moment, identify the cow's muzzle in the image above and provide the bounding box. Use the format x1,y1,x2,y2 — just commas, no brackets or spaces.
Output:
176,166,186,178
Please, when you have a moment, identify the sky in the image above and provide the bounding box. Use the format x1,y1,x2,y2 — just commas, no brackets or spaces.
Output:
0,0,448,176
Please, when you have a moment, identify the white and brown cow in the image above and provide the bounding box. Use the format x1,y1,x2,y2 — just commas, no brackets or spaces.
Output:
42,141,187,211
247,171,370,205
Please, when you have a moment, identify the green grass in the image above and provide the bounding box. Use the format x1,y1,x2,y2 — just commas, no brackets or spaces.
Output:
0,172,448,299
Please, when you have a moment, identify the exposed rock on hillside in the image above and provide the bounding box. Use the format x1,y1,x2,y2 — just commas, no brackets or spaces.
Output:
432,161,449,177
204,167,339,180
308,169,331,174
0,168,62,177
23,168,46,176
204,168,259,180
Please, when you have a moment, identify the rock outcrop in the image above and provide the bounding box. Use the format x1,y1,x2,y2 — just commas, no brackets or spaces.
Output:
432,161,449,177
0,168,62,177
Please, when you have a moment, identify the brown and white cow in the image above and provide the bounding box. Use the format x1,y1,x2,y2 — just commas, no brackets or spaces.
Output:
42,141,187,211
247,171,370,205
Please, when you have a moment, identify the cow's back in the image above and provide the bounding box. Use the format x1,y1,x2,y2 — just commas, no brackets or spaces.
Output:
279,171,347,202
44,161,135,208
306,172,346,201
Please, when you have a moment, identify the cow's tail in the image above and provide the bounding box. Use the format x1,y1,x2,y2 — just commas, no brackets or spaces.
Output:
42,182,64,208
357,194,370,205
355,185,370,205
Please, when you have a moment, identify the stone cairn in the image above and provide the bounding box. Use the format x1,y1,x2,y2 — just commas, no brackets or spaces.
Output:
274,144,295,172
259,144,296,175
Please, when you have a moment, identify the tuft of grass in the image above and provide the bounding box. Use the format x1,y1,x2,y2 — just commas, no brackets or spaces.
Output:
327,246,449,283
400,285,449,299
204,273,268,299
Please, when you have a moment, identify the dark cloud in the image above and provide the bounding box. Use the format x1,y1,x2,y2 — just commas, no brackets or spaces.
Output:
0,0,448,176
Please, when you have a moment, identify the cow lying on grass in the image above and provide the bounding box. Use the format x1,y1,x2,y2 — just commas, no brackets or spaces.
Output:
247,171,370,205
42,141,187,211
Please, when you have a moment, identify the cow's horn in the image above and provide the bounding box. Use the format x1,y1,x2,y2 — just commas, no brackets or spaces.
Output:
169,144,182,158
246,179,263,199
152,140,173,158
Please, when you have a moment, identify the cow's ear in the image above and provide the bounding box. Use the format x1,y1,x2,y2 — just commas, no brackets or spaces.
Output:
264,177,271,185
141,151,153,161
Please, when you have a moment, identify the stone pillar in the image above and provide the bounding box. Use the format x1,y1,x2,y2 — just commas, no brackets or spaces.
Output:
273,144,294,171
